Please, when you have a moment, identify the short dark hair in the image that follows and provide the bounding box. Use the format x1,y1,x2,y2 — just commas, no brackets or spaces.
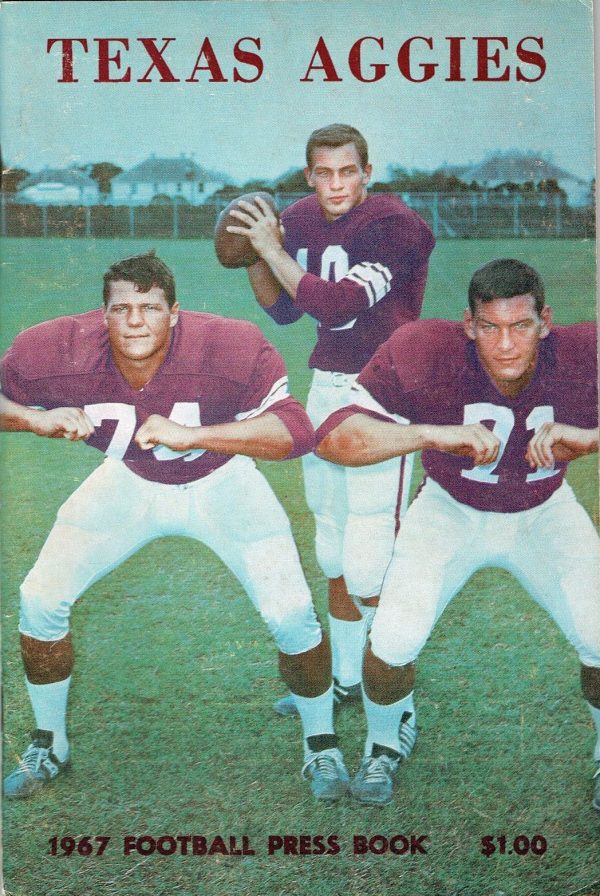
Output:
305,124,369,170
468,258,545,315
102,250,176,307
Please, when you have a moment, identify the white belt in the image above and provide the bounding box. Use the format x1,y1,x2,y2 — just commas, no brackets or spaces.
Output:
312,369,358,388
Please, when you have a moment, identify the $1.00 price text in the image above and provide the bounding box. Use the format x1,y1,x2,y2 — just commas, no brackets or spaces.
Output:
480,834,548,857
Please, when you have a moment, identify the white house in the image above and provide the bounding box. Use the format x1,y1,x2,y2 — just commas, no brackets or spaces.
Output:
109,155,227,205
16,168,100,205
447,152,592,207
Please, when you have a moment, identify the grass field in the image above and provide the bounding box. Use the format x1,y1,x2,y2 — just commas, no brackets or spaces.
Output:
1,237,599,896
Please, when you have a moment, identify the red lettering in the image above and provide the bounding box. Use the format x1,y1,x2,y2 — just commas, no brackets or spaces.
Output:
267,835,284,854
410,835,429,854
186,37,228,82
348,37,388,82
516,36,546,82
445,36,466,81
94,38,131,83
353,835,368,854
137,38,179,82
192,836,207,855
397,37,437,82
47,38,88,83
207,836,228,855
300,37,342,82
233,37,263,82
474,36,510,82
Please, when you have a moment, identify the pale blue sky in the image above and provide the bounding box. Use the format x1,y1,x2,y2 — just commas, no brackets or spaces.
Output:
1,0,596,183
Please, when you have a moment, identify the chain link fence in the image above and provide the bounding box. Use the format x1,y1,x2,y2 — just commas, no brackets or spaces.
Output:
1,192,594,240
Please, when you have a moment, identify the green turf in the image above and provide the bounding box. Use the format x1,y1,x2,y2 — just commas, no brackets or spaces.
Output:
1,238,599,896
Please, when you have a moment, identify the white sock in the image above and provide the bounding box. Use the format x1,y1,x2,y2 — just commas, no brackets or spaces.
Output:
329,614,368,687
363,689,415,756
359,603,377,630
291,684,335,749
26,677,71,761
588,703,600,761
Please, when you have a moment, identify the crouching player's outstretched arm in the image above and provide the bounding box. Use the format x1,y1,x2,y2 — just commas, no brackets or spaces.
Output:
135,398,314,461
0,393,95,441
525,422,599,469
316,406,500,469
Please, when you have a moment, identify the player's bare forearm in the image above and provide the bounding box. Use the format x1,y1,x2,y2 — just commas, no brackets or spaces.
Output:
0,394,94,440
317,415,500,467
0,393,40,432
135,412,294,460
317,414,431,466
247,259,285,308
525,423,599,468
255,244,304,299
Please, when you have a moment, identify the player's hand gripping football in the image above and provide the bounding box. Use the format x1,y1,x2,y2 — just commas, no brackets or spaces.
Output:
430,423,501,465
226,196,284,259
525,422,599,468
135,414,196,452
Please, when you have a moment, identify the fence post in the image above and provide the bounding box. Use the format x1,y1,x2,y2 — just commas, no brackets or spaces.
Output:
173,200,179,238
42,205,48,238
471,193,478,227
512,194,520,236
85,206,91,238
129,205,135,238
554,195,562,237
432,192,439,239
0,192,5,238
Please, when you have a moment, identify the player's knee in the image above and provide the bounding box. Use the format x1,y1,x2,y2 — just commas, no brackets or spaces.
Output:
343,512,396,597
19,582,71,641
369,612,430,667
314,518,344,579
264,603,323,656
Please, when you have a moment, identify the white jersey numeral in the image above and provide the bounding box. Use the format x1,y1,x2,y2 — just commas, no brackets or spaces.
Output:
84,401,205,462
152,402,206,462
525,405,558,482
297,244,393,333
461,403,514,484
460,402,560,485
84,402,136,460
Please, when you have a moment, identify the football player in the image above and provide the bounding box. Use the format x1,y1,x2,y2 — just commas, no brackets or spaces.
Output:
316,258,600,808
226,124,435,731
1,252,349,802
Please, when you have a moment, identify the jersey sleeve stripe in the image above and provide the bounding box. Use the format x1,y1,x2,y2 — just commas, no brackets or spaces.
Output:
350,382,409,425
343,262,393,307
235,376,290,421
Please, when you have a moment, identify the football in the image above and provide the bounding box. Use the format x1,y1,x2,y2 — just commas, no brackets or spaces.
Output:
214,192,279,269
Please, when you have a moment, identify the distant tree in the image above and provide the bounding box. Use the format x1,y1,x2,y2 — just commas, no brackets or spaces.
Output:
491,181,522,195
537,178,566,199
275,168,309,193
1,166,29,193
149,194,190,205
210,184,246,200
242,179,273,193
378,167,473,193
89,162,123,194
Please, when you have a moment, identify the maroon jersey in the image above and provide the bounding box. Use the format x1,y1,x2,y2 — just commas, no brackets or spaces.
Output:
0,310,314,484
329,319,598,512
264,193,435,373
